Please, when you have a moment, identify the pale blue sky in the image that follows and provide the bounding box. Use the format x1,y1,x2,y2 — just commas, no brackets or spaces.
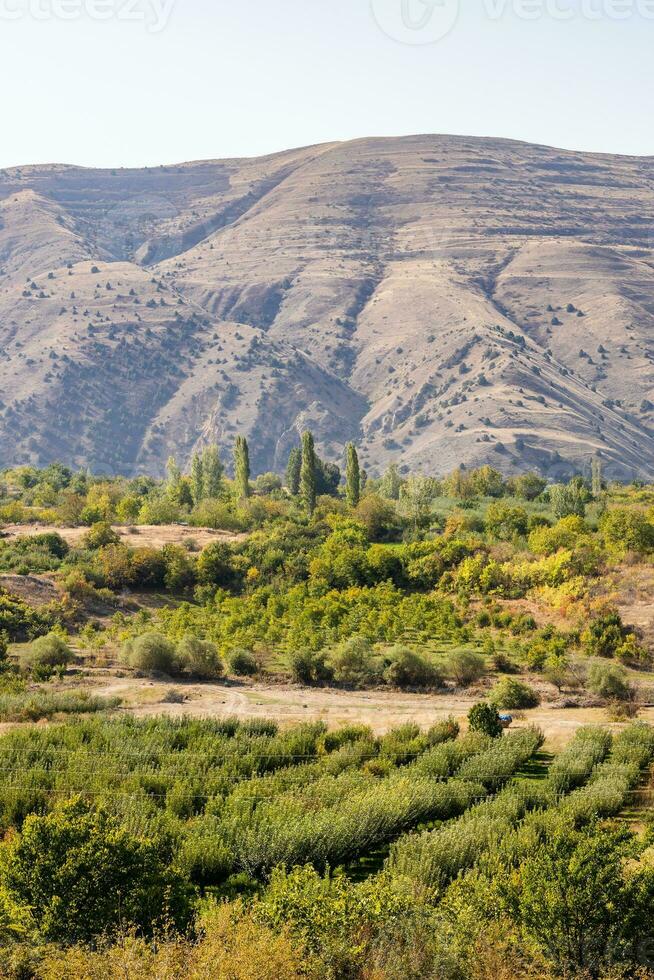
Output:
1,0,653,169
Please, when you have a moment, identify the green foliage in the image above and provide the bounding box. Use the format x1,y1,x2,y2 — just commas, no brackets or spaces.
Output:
445,650,485,687
285,447,302,496
507,824,650,977
586,661,634,702
327,635,382,688
233,436,251,500
83,521,120,549
467,702,503,738
345,442,360,508
300,431,317,516
382,645,442,690
599,507,654,555
176,636,223,680
227,648,258,676
488,677,540,709
485,502,529,540
581,610,630,659
550,481,588,519
18,633,73,676
0,797,192,943
120,631,178,675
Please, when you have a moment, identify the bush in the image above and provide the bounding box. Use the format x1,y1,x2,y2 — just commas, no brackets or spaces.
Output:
382,646,442,690
176,636,223,680
19,633,73,675
485,503,528,540
489,677,540,710
445,650,486,687
0,797,192,943
327,636,383,688
587,662,635,703
83,521,120,549
600,508,654,556
468,702,503,738
228,648,258,677
286,648,332,685
582,611,629,659
120,632,178,675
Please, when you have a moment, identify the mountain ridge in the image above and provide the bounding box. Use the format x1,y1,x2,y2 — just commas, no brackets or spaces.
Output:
2,133,654,480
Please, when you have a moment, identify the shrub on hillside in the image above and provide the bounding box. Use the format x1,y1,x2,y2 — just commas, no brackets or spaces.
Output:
445,650,485,687
84,521,120,550
176,636,223,680
19,633,73,676
227,648,258,677
120,632,177,675
382,646,443,690
327,635,383,688
587,662,635,703
489,677,540,710
484,502,529,541
286,648,332,685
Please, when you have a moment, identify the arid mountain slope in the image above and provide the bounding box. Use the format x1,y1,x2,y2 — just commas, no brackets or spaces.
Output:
1,135,654,480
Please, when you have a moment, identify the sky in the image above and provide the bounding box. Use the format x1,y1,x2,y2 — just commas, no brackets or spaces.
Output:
1,0,653,169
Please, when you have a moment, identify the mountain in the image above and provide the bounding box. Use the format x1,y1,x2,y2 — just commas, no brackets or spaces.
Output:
1,134,654,481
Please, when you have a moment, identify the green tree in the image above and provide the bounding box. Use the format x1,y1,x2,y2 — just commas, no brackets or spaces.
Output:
508,824,649,977
233,436,251,499
190,452,204,506
379,463,403,501
0,797,192,944
286,447,302,496
202,445,224,499
467,702,503,738
165,455,182,500
591,456,603,498
300,431,317,516
345,443,361,508
550,481,587,520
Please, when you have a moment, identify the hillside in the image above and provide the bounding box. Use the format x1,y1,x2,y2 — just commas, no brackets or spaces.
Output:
2,134,654,479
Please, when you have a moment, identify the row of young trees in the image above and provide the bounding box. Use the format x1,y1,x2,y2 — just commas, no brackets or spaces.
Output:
171,433,362,516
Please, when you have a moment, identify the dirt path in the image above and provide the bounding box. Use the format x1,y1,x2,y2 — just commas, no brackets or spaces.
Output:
91,675,653,747
1,523,246,549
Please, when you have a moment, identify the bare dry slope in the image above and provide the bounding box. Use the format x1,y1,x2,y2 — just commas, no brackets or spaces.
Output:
2,135,654,479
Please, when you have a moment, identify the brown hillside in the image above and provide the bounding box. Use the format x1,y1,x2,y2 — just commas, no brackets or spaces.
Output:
1,135,653,479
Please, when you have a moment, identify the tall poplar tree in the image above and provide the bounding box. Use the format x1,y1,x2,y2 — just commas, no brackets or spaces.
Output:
286,447,301,495
300,431,317,516
345,442,361,508
190,453,204,506
233,436,251,499
202,445,224,499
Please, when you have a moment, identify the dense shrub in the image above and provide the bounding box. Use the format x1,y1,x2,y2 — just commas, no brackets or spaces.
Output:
467,702,503,738
327,636,383,688
120,632,178,675
445,650,486,687
382,646,443,690
84,521,120,549
18,633,73,675
587,662,635,702
0,797,192,943
176,636,223,679
227,648,258,676
488,677,540,709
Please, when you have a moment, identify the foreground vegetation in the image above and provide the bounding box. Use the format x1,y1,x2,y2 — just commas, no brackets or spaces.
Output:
3,448,654,974
0,716,651,978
